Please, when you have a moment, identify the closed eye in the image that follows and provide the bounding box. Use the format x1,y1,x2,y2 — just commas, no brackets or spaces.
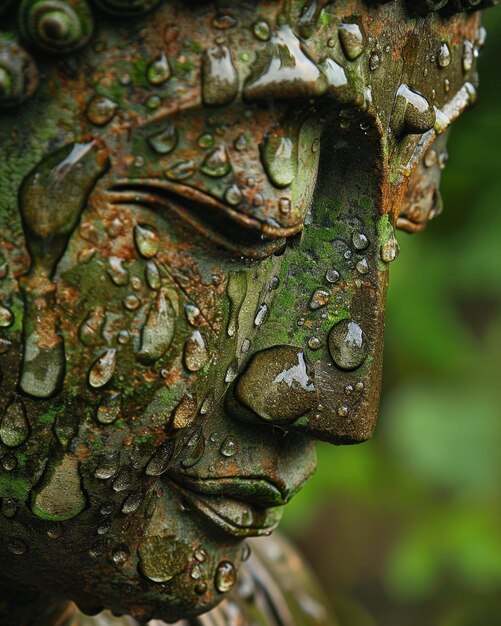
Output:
107,179,303,260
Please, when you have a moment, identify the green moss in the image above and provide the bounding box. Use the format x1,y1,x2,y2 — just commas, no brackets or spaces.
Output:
0,475,31,501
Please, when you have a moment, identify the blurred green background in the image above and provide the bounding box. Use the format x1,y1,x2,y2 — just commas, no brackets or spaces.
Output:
282,9,501,626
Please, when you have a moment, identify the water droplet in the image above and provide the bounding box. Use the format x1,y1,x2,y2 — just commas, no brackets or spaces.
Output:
328,320,367,371
146,95,161,110
326,269,340,284
112,547,130,565
254,303,269,327
195,548,207,562
191,564,202,580
227,272,247,338
181,430,205,469
145,441,174,476
107,256,129,286
369,52,380,71
215,560,236,593
172,394,197,430
438,151,448,170
220,436,238,458
1,499,18,518
122,491,143,514
144,261,161,290
437,43,451,68
201,144,232,178
148,124,178,155
0,305,13,328
31,455,87,521
123,294,141,310
234,134,247,151
338,23,364,61
261,132,297,189
424,148,438,168
309,289,330,311
356,258,369,275
338,406,349,417
100,502,115,516
308,337,321,350
0,398,29,448
279,198,291,215
166,160,195,181
139,290,176,364
380,237,400,263
463,39,474,72
112,468,131,492
147,53,171,85
7,538,27,555
269,276,280,291
225,184,243,206
134,224,160,259
0,338,12,354
195,582,208,595
202,45,239,106
352,232,369,251
225,361,238,383
94,455,119,480
47,523,63,539
89,349,116,388
1,453,17,471
86,95,117,126
241,339,251,353
253,20,271,41
96,393,121,425
184,331,210,373
392,84,435,136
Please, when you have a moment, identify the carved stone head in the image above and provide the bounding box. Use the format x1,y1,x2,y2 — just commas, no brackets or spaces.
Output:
0,0,492,621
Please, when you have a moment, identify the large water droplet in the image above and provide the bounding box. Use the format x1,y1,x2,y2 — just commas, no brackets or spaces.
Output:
107,256,129,286
253,20,271,41
96,393,121,425
437,43,451,68
0,398,30,447
122,491,143,514
215,561,236,593
235,347,315,423
338,23,364,61
202,45,239,106
148,124,178,155
0,304,13,328
181,429,205,469
31,455,87,521
328,320,367,371
380,237,400,263
112,467,132,492
309,289,330,311
138,290,175,363
254,303,269,327
145,261,161,290
147,53,171,85
260,132,297,188
220,436,238,458
227,272,247,337
166,160,195,181
172,394,197,430
86,95,117,126
88,349,117,389
200,144,232,178
145,441,174,476
134,224,160,259
184,331,210,373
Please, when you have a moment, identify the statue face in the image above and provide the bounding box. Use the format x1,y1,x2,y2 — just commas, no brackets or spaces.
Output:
0,0,484,621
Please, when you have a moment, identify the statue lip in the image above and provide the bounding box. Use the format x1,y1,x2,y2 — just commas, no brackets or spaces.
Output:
168,480,284,538
169,475,290,507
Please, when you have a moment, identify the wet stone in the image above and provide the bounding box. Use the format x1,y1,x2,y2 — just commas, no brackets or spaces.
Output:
328,320,367,371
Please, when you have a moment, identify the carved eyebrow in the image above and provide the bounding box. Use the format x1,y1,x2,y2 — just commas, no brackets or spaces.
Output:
107,178,300,258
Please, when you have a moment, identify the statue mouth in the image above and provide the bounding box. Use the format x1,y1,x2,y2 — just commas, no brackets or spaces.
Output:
167,477,287,537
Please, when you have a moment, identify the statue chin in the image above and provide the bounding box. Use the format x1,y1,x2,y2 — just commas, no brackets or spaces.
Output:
0,0,490,624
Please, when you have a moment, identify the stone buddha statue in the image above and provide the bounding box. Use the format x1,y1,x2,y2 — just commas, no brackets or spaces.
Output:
0,1,494,624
